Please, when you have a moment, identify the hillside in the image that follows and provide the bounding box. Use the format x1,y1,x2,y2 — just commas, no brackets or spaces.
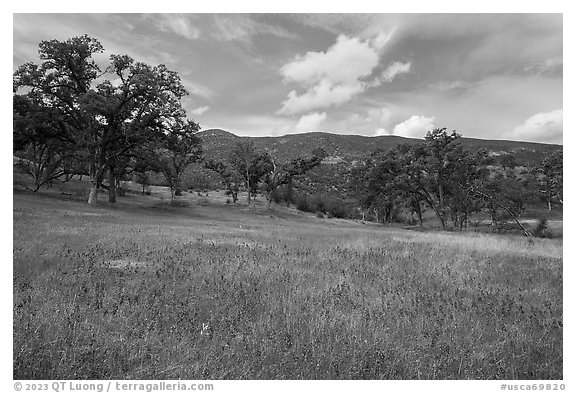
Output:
192,129,563,202
198,129,562,166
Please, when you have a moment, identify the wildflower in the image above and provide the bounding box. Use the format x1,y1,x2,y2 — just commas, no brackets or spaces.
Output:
200,322,212,338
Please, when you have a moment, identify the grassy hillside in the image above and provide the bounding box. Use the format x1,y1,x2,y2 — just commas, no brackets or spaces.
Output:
13,183,563,379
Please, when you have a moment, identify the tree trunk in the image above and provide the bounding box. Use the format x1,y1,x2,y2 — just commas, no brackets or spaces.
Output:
416,202,423,227
285,179,293,207
174,177,183,196
88,154,105,205
88,182,98,205
547,199,552,211
438,179,445,207
108,167,116,203
417,211,423,227
88,167,102,205
433,207,446,230
246,177,251,205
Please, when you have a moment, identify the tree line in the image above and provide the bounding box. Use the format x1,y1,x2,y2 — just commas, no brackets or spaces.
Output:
352,129,562,234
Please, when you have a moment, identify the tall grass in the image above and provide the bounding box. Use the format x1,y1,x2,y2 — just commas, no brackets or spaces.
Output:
13,192,562,379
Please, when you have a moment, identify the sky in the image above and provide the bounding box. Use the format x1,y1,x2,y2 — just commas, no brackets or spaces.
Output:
12,13,563,144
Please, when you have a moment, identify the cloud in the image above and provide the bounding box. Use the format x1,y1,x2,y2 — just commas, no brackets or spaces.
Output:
153,14,201,40
367,61,412,88
210,14,298,44
508,109,563,144
281,35,379,86
429,80,474,91
371,29,396,50
381,61,412,82
277,35,380,115
295,112,327,133
190,106,210,116
357,14,562,81
524,57,563,76
279,80,365,115
392,115,436,138
289,14,375,39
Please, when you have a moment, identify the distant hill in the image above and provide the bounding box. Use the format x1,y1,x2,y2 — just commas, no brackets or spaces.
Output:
198,129,562,166
193,129,562,199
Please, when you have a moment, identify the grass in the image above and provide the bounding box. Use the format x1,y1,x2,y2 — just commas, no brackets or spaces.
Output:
13,181,563,380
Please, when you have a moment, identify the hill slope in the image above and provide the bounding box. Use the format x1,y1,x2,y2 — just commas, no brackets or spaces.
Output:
198,129,562,166
193,129,562,201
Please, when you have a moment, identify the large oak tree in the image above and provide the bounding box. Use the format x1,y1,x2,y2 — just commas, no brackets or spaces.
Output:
13,35,196,205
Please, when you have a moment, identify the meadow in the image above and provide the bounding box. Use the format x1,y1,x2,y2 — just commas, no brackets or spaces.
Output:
13,182,563,379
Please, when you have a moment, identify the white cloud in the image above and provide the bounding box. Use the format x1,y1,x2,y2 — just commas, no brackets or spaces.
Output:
509,109,563,144
371,29,396,50
190,106,210,116
279,80,364,115
154,15,201,40
277,35,380,115
392,115,436,138
281,35,379,86
381,61,412,83
295,112,327,133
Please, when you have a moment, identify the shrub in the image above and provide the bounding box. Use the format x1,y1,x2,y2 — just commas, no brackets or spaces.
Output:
293,192,353,218
294,194,310,212
534,217,548,238
270,189,283,204
325,197,349,218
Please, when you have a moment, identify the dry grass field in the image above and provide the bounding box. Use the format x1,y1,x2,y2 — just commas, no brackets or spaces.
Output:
13,181,563,379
